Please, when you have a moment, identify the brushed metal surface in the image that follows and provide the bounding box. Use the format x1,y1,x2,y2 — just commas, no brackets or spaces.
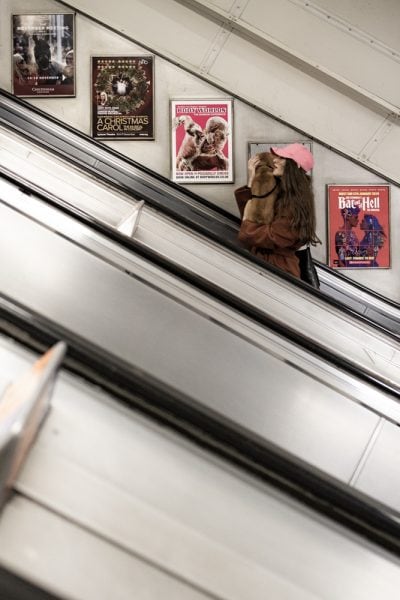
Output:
354,419,400,511
0,204,380,482
0,498,211,600
1,124,400,371
2,167,400,401
0,338,399,600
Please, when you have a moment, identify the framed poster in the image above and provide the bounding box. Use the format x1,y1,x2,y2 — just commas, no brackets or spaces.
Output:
91,56,154,140
248,141,312,161
12,13,75,97
327,184,390,269
171,99,233,183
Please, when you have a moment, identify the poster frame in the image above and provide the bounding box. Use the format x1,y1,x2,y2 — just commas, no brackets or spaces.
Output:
170,98,234,184
91,54,155,140
326,183,391,269
12,12,76,98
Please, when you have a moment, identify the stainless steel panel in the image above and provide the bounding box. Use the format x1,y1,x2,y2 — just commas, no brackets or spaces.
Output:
0,337,399,600
0,498,210,600
354,420,400,510
319,272,400,335
0,205,380,482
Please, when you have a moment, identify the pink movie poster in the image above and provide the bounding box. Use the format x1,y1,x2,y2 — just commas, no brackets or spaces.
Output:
327,184,390,269
171,99,233,184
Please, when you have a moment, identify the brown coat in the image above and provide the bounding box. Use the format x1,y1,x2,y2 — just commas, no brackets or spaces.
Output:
235,186,301,278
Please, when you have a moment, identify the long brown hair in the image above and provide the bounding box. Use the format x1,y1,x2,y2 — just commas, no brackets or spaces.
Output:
275,159,320,246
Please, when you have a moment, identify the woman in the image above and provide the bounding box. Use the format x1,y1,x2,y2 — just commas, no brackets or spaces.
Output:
236,143,320,278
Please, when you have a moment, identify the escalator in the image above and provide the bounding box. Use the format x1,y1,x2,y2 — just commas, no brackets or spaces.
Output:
0,99,400,397
1,299,400,599
1,174,400,512
0,87,399,339
1,80,400,508
2,91,400,597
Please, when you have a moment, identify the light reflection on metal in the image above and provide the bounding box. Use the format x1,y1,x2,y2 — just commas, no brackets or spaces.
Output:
117,200,145,237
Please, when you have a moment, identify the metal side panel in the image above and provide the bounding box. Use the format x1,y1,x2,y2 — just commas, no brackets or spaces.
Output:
0,126,135,227
319,278,374,315
0,338,400,600
319,272,400,336
0,204,382,484
0,339,66,509
354,419,400,511
132,211,400,384
0,498,212,600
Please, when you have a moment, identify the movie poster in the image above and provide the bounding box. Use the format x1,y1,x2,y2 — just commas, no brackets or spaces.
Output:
327,184,390,269
171,99,233,183
91,56,154,140
12,13,75,97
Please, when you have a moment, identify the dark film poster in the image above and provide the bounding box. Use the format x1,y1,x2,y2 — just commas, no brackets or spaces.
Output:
12,13,75,97
327,184,390,269
91,56,154,140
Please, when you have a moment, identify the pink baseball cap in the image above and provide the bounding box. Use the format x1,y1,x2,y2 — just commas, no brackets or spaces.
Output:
271,143,314,172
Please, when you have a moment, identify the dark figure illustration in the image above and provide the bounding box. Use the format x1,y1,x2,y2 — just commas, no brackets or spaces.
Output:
32,36,63,85
359,214,387,267
335,206,361,267
193,116,229,171
14,35,29,63
175,115,205,171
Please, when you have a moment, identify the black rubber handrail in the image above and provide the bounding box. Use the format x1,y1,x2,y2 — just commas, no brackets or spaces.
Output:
1,293,400,560
317,260,400,309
